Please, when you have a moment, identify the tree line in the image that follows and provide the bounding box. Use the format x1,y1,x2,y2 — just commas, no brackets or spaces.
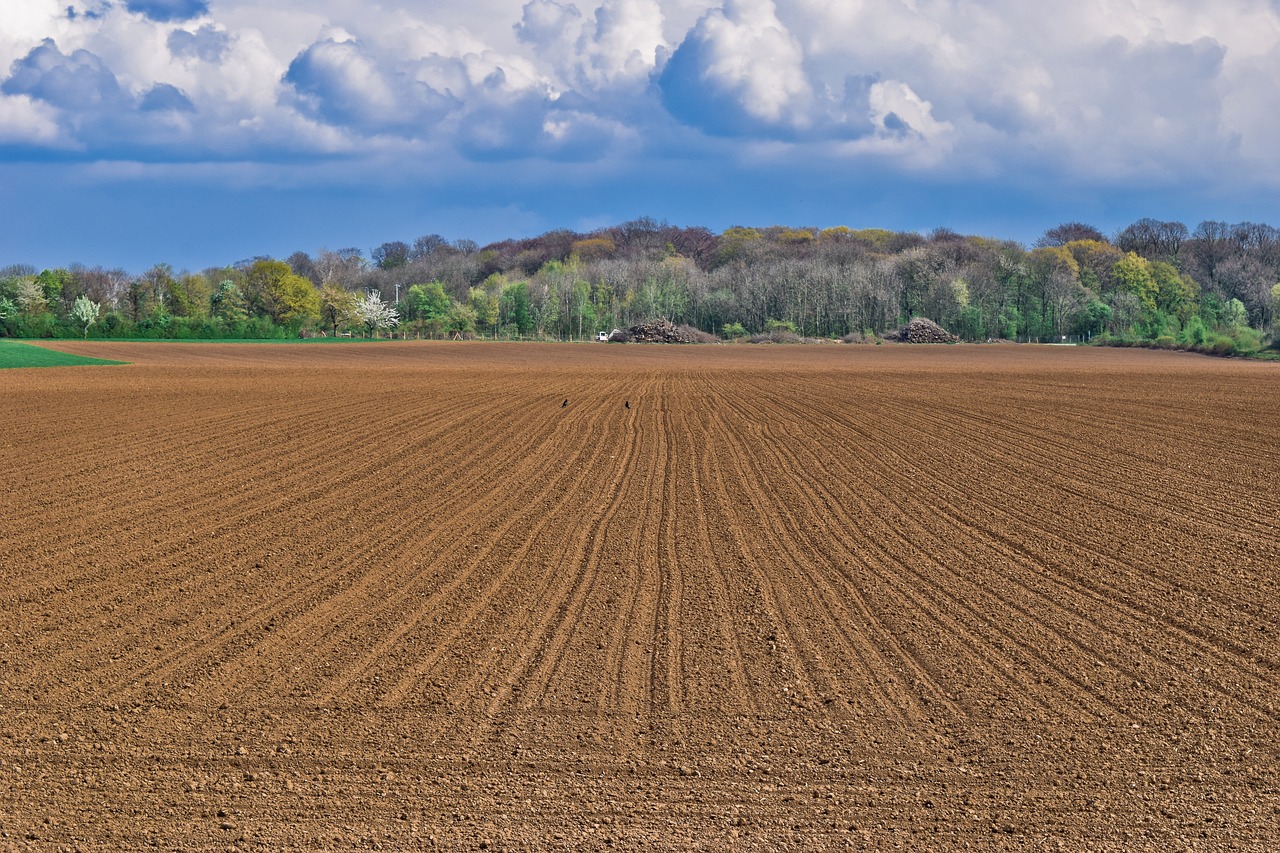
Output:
3,217,1278,355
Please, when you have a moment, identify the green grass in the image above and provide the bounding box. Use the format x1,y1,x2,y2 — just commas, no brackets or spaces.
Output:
0,340,129,369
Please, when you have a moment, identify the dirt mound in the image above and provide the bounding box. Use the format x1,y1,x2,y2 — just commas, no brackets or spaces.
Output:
886,316,960,343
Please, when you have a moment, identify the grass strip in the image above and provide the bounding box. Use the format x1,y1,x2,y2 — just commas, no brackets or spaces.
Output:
0,340,129,369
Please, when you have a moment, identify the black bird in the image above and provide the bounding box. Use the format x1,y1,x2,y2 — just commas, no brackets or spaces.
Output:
562,399,568,408
625,400,630,409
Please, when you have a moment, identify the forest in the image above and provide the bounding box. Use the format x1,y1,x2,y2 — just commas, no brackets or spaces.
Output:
3,217,1279,356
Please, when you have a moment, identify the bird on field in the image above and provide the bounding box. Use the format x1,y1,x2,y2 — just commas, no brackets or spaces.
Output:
625,400,630,409
562,399,568,407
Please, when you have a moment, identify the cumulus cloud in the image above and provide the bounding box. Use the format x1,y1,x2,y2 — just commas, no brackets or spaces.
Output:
3,0,1280,196
139,81,195,112
2,39,125,110
168,25,231,63
0,93,62,145
284,38,407,128
579,0,666,85
659,0,815,136
515,0,583,49
516,0,666,92
868,80,950,142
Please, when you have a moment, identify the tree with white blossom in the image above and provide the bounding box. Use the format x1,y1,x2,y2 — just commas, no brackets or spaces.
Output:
71,294,101,339
356,290,399,338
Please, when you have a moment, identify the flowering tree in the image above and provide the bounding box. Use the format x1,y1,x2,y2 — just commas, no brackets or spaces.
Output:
71,294,101,339
356,290,399,338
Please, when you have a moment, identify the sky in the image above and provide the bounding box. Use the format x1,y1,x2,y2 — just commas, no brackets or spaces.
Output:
3,0,1280,272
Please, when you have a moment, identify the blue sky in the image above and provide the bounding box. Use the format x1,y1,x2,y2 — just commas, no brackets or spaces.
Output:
3,0,1280,272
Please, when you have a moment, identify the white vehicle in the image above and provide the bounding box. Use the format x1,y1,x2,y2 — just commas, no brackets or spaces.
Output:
596,331,609,341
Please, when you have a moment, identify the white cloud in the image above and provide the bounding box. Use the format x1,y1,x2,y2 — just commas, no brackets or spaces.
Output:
0,93,62,145
868,80,950,141
516,0,583,51
2,0,1280,192
579,0,667,86
284,38,404,125
658,0,817,135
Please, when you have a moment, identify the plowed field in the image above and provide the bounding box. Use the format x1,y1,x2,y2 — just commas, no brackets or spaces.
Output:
2,341,1278,850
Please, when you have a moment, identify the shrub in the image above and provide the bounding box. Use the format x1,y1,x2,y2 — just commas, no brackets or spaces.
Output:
1231,326,1263,355
1178,315,1208,347
1206,334,1237,356
749,330,802,344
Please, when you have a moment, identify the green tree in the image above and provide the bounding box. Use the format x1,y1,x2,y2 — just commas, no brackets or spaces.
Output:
169,272,214,320
36,268,70,308
446,301,476,337
1074,299,1112,338
139,264,177,320
569,278,594,340
591,281,618,331
1223,297,1248,329
1270,283,1280,340
501,281,532,336
406,282,452,335
469,286,500,339
211,280,248,326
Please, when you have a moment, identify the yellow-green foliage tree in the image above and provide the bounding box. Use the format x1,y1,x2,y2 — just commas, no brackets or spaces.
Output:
1029,246,1085,335
469,277,502,338
1150,260,1199,323
818,226,853,241
247,259,319,328
848,228,900,251
318,283,358,336
570,237,615,261
1064,240,1123,293
776,228,815,246
715,226,763,265
1111,252,1159,312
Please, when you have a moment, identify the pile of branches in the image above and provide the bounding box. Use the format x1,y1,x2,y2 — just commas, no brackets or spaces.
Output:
884,317,959,344
624,319,717,343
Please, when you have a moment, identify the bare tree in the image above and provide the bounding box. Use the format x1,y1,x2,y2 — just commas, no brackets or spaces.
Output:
372,241,410,270
314,248,366,287
1115,218,1188,261
1036,222,1106,247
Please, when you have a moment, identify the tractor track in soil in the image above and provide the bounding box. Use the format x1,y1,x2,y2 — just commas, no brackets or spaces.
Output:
2,341,1278,850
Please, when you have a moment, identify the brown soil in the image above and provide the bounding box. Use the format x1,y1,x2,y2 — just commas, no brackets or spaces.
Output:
2,341,1278,850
